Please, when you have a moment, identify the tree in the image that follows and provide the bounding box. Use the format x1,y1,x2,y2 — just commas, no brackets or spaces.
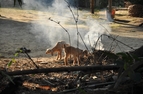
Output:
90,0,95,14
14,0,22,8
108,0,112,13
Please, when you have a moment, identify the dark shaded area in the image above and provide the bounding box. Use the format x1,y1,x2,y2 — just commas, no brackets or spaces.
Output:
130,46,143,57
0,17,49,58
14,0,23,8
126,0,143,5
0,77,23,94
114,19,130,23
114,19,132,25
139,23,143,27
128,4,143,17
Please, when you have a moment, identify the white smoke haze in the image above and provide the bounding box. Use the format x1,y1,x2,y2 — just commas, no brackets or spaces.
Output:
50,0,68,15
23,0,48,11
23,0,111,50
84,17,111,50
105,9,114,22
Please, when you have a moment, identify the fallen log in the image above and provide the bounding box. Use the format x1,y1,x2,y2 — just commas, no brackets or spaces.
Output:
6,65,120,76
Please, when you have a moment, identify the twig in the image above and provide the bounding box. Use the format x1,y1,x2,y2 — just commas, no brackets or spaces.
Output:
94,34,103,49
94,34,135,51
43,79,55,86
109,35,119,52
65,0,79,48
65,0,89,51
25,51,39,69
57,81,115,93
88,35,92,48
98,23,135,52
22,47,39,69
98,23,111,35
48,17,71,46
104,34,135,50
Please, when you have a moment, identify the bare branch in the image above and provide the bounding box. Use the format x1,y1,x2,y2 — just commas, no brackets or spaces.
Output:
65,0,89,51
49,17,71,46
94,34,135,51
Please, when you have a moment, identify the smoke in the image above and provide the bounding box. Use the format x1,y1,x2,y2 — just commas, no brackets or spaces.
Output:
105,9,114,22
84,17,111,50
23,0,111,50
50,0,67,15
23,0,45,10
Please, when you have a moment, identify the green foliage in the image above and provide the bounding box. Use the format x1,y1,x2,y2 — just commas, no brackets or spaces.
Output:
7,49,21,67
7,61,12,67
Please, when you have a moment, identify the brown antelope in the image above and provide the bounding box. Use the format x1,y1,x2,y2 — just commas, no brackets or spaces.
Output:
63,45,88,66
46,41,69,60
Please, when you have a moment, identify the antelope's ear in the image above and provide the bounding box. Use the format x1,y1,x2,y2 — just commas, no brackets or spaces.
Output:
45,49,48,54
46,49,51,54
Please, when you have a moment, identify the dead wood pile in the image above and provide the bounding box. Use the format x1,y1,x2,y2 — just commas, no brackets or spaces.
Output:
128,4,143,17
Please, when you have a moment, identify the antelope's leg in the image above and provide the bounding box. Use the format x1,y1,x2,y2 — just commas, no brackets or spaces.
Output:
77,55,80,66
73,56,77,65
64,54,69,65
56,52,60,60
59,50,62,60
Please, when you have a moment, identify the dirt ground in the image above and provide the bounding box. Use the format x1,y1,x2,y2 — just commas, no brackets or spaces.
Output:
0,8,143,58
0,8,143,64
0,7,143,94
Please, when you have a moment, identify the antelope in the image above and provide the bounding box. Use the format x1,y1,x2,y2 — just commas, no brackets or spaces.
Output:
46,41,69,60
63,45,88,66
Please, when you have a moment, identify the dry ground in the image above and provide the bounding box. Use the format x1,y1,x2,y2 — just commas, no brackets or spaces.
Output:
0,7,143,68
0,7,143,94
0,8,143,58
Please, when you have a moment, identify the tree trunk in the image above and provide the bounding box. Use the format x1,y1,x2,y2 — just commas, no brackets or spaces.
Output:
14,0,16,7
90,0,95,14
13,0,22,7
108,0,112,13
